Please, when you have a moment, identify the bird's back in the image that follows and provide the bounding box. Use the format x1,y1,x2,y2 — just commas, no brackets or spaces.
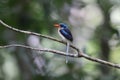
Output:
59,28,73,42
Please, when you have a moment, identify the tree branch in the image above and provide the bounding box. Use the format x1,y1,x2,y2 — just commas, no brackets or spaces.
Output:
0,20,120,69
82,54,120,68
0,44,77,57
0,44,120,69
0,20,79,53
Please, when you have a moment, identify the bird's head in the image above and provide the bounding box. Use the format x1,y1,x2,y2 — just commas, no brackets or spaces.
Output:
54,23,68,29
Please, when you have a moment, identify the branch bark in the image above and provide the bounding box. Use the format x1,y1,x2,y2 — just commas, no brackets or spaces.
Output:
0,20,79,53
0,20,120,69
0,44,77,57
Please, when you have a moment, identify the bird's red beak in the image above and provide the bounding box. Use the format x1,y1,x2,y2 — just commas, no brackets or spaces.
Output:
54,24,60,28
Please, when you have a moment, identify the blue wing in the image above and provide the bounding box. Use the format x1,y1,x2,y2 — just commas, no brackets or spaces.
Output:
59,28,73,42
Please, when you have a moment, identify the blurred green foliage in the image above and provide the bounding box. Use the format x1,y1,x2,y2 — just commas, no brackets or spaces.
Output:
0,0,120,80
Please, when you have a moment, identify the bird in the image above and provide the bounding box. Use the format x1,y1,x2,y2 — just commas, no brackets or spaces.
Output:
54,23,73,63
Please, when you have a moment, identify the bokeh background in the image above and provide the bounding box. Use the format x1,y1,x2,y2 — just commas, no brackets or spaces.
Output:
0,0,120,80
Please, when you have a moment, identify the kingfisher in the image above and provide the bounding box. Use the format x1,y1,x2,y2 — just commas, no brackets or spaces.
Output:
54,23,73,63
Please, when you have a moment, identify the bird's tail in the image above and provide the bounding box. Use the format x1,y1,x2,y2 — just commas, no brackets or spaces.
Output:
66,41,69,63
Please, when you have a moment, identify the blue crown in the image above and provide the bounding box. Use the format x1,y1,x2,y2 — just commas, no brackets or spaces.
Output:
59,23,68,28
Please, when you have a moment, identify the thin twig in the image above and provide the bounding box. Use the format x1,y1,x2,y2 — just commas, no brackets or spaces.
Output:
0,44,77,57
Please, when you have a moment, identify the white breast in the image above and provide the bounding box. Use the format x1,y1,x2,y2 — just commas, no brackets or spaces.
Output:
58,28,66,40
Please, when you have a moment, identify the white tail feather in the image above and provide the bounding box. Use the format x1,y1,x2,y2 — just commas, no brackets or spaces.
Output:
66,42,69,63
